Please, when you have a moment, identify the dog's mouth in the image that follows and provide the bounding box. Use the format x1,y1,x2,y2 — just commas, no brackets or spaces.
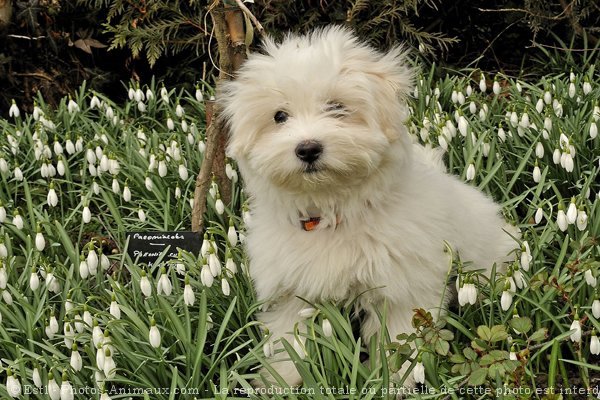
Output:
302,163,322,174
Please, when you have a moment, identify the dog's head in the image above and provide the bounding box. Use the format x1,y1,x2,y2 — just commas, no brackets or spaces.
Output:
220,26,414,193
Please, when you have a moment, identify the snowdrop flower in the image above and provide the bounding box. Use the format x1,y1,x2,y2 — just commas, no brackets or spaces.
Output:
566,198,577,224
83,306,92,328
556,205,568,232
500,290,513,311
111,178,120,194
221,278,230,296
146,87,154,101
166,116,175,131
585,269,596,287
144,175,153,191
82,204,91,224
33,366,42,388
593,299,600,319
469,101,477,114
56,157,66,176
68,97,79,114
492,78,501,95
157,268,173,296
544,90,552,105
263,341,274,357
47,182,59,207
70,344,82,371
175,103,185,118
569,316,581,343
9,100,20,119
64,320,75,348
138,208,146,222
535,142,544,158
46,269,60,293
149,319,161,348
123,184,131,202
214,194,225,214
590,122,598,139
225,253,237,275
175,185,181,199
458,281,477,306
105,106,114,120
200,261,214,287
183,276,195,306
35,225,46,251
0,241,6,258
535,98,544,114
30,267,40,291
1,289,11,304
5,369,21,397
227,221,238,246
458,114,468,136
293,337,306,359
552,148,561,165
47,372,60,400
87,246,98,275
553,99,563,117
109,294,121,319
532,164,541,183
583,78,592,95
140,271,151,297
79,255,89,279
90,93,101,109
195,86,204,102
178,163,188,181
92,320,103,347
208,247,221,277
160,85,169,103
96,343,105,370
137,100,146,111
0,202,6,223
103,348,116,379
322,318,333,337
465,163,475,181
591,331,600,355
413,357,425,384
175,261,185,275
509,346,517,361
158,159,167,177
520,242,532,271
576,209,588,231
0,264,7,290
479,75,486,92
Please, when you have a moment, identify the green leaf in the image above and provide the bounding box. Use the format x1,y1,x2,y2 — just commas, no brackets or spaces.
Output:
468,367,488,386
529,328,548,342
477,326,492,341
489,325,509,342
434,339,450,356
509,317,532,334
464,347,479,361
438,329,454,341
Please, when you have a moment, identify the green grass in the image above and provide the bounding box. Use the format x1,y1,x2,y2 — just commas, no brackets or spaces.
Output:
0,65,599,399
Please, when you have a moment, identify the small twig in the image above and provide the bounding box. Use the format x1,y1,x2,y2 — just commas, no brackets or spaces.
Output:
477,7,569,21
8,34,47,40
233,0,264,36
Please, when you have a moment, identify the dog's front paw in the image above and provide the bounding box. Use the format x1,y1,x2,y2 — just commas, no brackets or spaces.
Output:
252,360,302,390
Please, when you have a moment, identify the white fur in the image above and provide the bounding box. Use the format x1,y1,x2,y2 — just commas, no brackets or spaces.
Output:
220,27,516,389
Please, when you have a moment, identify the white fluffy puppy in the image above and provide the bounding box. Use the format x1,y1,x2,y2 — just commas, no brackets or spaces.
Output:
220,27,516,387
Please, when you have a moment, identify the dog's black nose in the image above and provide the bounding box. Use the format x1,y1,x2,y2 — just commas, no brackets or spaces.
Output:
295,140,323,163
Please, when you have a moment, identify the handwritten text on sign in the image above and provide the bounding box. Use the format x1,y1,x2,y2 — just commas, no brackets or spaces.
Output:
126,231,202,266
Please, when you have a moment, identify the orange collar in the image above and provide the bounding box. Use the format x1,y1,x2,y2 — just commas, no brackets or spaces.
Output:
300,216,342,231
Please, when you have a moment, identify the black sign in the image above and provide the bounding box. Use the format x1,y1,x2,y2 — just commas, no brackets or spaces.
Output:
125,231,202,266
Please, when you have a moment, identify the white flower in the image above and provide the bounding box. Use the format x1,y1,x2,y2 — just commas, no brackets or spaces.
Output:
138,208,146,222
533,165,541,183
100,392,111,400
221,278,230,296
49,314,59,334
557,209,568,232
591,122,598,139
225,256,237,274
178,163,188,180
149,320,161,348
135,87,144,102
47,186,59,207
0,266,7,289
576,209,588,231
458,115,468,136
0,242,7,258
176,103,185,118
569,319,581,343
568,82,576,98
111,178,120,194
413,360,425,384
158,160,167,177
536,98,544,113
145,176,153,191
90,94,101,109
322,318,333,337
33,367,42,387
552,148,561,164
200,264,214,287
208,250,221,277
6,370,21,397
82,206,91,223
35,230,46,252
215,197,225,214
593,300,600,319
493,79,501,95
123,185,131,202
583,80,592,95
566,200,577,224
140,273,152,297
160,86,169,102
183,282,195,306
263,341,274,357
146,88,154,101
227,224,238,246
469,101,477,114
103,348,116,379
293,337,306,359
110,299,121,319
535,142,544,158
175,186,181,199
509,349,517,361
501,290,513,311
30,269,40,291
156,269,173,296
544,91,552,105
79,257,89,279
466,163,475,181
585,269,597,287
167,117,175,131
48,375,60,400
9,100,20,118
520,242,532,271
87,248,98,275
591,334,600,355
92,323,103,347
0,205,5,223
68,98,80,114
71,347,83,371
479,75,486,92
298,307,316,318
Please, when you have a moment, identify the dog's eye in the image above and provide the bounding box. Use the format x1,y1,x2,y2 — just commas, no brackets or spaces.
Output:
324,102,347,116
274,110,289,124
